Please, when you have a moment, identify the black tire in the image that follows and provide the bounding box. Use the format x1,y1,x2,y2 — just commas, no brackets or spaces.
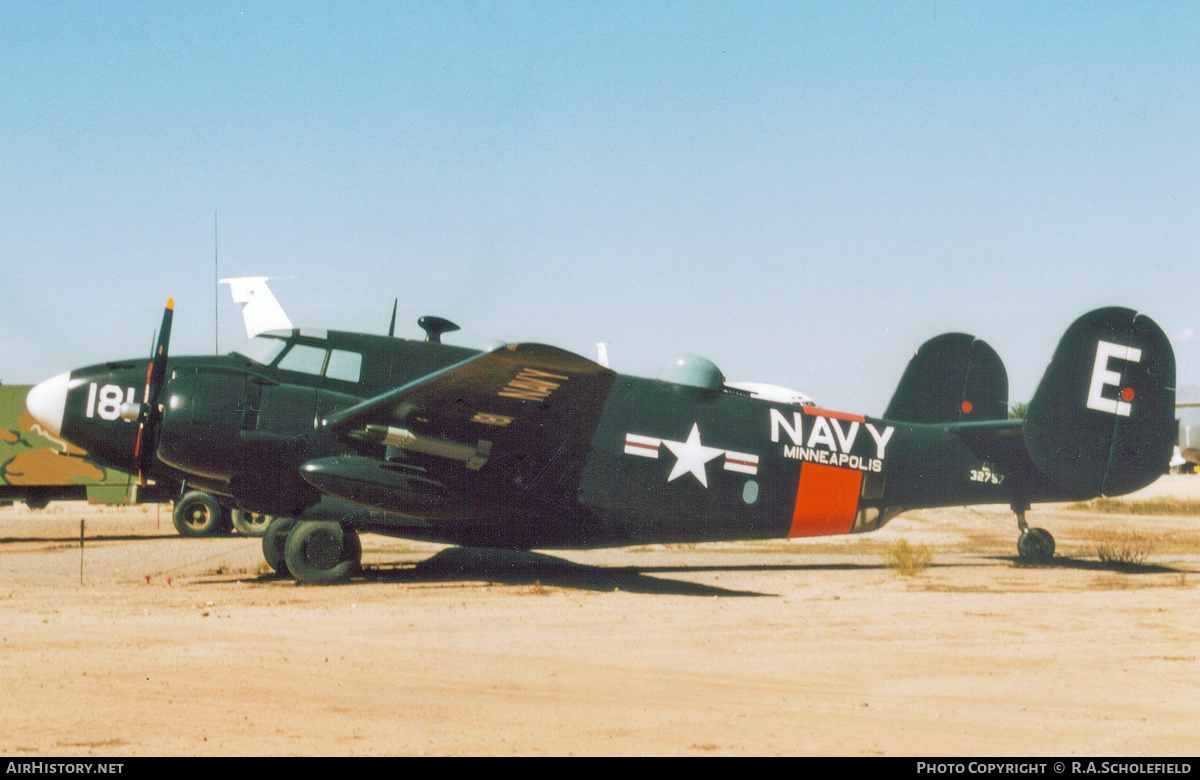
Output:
262,516,298,575
1017,527,1055,563
283,521,361,585
231,509,273,537
172,491,227,538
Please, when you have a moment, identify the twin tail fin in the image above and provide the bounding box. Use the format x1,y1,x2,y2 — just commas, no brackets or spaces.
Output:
886,307,1175,500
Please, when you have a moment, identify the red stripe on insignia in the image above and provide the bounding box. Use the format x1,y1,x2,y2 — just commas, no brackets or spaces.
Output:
723,453,759,475
788,463,862,538
802,407,866,423
624,434,662,458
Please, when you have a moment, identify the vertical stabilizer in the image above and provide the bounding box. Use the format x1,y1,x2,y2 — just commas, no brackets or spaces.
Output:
883,333,1008,423
1024,307,1175,497
221,277,294,338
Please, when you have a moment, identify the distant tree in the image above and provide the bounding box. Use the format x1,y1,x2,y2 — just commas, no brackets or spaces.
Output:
1009,401,1028,420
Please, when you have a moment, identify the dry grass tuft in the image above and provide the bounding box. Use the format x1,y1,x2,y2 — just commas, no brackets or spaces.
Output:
518,580,553,596
1070,496,1200,516
883,539,933,576
1093,530,1155,566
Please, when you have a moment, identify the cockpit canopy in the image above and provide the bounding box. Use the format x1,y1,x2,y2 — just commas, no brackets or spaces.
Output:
233,330,364,384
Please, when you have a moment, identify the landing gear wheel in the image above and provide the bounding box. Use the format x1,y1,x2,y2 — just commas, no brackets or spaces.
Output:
231,509,273,537
283,521,362,585
262,516,298,576
173,491,229,537
1017,527,1055,563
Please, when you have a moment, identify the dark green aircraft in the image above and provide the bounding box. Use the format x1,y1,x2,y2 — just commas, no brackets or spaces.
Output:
26,301,1175,584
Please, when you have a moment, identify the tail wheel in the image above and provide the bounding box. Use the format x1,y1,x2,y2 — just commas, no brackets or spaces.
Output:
231,509,273,537
262,516,298,575
172,491,229,537
283,520,362,585
1017,527,1055,563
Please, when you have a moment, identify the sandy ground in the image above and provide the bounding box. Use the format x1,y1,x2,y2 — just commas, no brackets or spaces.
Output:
1,477,1199,756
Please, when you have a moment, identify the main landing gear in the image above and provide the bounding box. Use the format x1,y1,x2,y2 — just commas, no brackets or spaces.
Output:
262,516,363,585
1013,502,1055,563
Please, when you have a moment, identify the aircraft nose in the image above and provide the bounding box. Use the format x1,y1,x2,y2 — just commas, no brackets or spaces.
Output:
25,372,72,437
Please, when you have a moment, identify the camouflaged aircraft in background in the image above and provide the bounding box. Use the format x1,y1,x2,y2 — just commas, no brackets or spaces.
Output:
24,294,1177,585
0,382,138,508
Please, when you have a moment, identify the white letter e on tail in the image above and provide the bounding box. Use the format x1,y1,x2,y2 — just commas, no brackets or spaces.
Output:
1086,340,1142,417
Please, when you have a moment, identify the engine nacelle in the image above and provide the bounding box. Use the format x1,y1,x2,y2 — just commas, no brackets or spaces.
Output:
156,369,356,515
157,371,253,481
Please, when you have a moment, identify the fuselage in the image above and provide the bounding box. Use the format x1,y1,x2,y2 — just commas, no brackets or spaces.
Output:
27,326,1085,550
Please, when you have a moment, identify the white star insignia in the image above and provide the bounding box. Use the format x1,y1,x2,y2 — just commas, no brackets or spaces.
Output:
661,423,724,488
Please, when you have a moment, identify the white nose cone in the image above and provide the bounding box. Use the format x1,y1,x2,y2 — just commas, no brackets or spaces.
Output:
26,372,71,437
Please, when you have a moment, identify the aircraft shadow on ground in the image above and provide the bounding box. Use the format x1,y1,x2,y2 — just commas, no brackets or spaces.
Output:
0,534,180,545
359,547,772,597
258,548,972,597
993,555,1185,575
252,548,1194,593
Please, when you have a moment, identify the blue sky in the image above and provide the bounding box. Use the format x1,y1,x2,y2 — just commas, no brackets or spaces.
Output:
3,2,1198,412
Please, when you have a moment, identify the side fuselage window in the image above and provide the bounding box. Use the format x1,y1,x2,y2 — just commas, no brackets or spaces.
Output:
277,344,328,375
326,350,362,383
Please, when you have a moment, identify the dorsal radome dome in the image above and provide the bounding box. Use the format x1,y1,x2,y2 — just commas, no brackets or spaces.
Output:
657,354,725,390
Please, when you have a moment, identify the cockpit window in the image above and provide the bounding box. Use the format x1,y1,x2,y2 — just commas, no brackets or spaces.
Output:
277,344,328,375
234,335,363,383
233,335,288,366
326,349,362,382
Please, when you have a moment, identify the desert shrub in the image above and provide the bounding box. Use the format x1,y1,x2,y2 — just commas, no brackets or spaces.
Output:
883,539,933,576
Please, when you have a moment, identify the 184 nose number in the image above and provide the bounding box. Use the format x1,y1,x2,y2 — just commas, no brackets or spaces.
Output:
84,383,137,422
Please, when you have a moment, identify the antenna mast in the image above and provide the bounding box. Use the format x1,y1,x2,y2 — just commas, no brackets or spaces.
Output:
214,210,219,355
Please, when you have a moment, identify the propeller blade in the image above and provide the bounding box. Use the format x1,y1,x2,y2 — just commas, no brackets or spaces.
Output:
134,297,174,483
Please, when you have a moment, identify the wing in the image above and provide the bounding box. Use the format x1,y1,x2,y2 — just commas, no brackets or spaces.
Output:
321,343,617,501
